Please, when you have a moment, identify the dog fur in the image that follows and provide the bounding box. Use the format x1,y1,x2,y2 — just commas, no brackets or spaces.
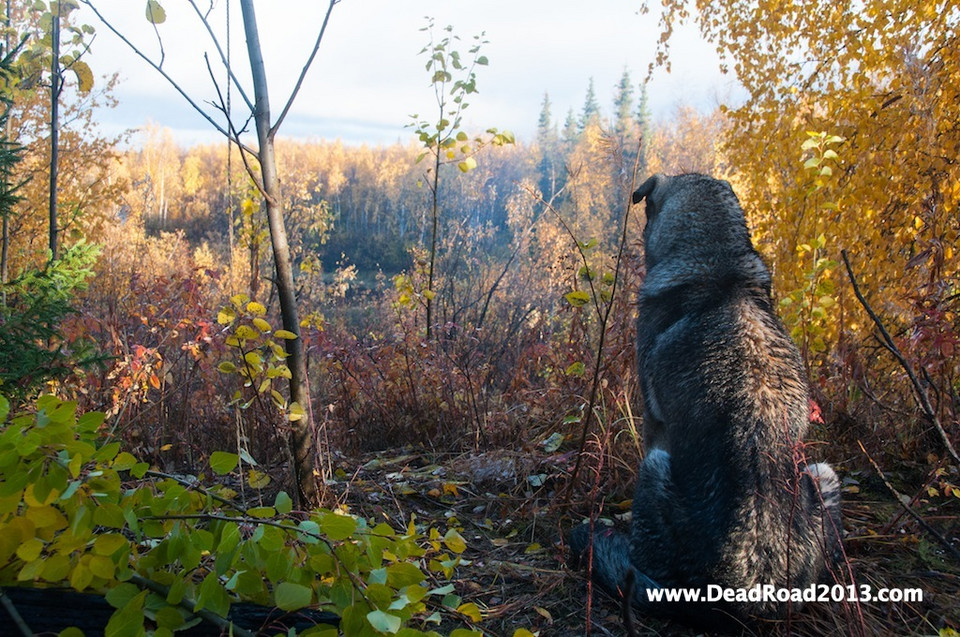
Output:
569,173,842,625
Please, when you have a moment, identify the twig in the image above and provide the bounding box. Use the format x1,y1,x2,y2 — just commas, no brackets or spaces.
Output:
840,250,959,464
857,441,960,563
271,0,339,136
561,133,643,495
187,0,255,113
79,0,234,142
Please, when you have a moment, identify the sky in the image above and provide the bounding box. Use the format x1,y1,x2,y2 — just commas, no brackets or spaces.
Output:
76,0,741,148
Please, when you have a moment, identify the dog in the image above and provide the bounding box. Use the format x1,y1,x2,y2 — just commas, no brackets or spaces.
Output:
570,173,842,625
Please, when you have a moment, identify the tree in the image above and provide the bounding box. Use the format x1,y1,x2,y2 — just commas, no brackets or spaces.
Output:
651,0,960,460
22,0,96,259
409,19,512,339
612,68,634,139
651,0,960,349
634,82,651,175
1,0,118,276
535,92,561,199
82,0,341,506
578,77,600,132
561,107,578,148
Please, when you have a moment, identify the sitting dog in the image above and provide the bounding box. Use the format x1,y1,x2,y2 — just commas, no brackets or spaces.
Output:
570,173,842,625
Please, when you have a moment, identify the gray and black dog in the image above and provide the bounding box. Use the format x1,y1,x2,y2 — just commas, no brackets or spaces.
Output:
569,173,842,625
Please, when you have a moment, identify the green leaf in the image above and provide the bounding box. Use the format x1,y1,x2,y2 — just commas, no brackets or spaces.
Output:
319,511,356,541
275,491,293,515
195,572,230,617
275,582,312,611
209,451,239,475
105,589,147,637
145,0,166,24
113,451,138,471
94,533,128,556
367,610,402,634
0,396,8,423
565,361,585,377
386,562,425,588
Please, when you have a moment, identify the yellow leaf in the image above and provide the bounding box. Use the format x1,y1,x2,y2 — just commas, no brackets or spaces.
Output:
235,325,259,340
248,469,271,489
288,401,306,422
443,529,466,554
16,537,43,562
456,602,483,622
70,60,94,93
217,307,236,325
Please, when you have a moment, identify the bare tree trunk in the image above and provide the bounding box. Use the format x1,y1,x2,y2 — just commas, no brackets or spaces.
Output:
1,0,11,299
49,2,61,259
239,0,317,507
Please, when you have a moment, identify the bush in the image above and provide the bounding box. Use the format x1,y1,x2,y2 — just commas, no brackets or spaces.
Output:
0,393,510,636
0,243,104,403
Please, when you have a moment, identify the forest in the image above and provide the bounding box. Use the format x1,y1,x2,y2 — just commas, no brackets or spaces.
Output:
0,0,958,636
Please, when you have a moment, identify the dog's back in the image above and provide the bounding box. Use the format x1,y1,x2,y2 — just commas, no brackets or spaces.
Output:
571,174,842,623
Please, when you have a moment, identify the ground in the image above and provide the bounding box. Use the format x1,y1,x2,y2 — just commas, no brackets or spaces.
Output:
323,448,960,637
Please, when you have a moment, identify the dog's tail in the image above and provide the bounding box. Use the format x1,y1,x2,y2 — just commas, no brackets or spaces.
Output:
802,462,843,564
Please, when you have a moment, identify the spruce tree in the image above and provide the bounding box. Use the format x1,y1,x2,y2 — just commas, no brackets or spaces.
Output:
635,83,652,176
560,108,575,146
535,92,561,198
578,78,600,132
613,69,635,139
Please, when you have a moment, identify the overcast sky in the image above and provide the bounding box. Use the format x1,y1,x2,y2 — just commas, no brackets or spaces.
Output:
77,0,739,147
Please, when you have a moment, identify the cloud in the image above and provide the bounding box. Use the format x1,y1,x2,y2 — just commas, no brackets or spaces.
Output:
83,0,736,146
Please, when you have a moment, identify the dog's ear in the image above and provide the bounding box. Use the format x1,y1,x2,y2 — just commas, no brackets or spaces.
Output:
632,174,661,205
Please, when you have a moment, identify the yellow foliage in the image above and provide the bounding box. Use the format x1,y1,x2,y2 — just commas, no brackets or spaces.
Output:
655,0,960,354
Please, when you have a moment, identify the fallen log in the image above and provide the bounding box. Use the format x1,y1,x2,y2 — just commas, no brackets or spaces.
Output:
0,586,339,636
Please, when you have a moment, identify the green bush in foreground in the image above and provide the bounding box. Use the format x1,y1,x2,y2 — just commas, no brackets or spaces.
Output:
0,394,518,636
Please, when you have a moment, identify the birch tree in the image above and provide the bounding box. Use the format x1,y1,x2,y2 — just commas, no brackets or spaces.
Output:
81,0,340,506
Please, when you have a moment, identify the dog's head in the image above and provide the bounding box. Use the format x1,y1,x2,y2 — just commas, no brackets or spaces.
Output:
632,173,754,270
632,173,769,295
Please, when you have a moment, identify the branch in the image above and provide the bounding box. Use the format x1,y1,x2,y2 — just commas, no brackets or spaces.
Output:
201,52,260,158
857,441,960,563
270,0,338,136
187,0,255,113
79,1,234,141
841,250,959,463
